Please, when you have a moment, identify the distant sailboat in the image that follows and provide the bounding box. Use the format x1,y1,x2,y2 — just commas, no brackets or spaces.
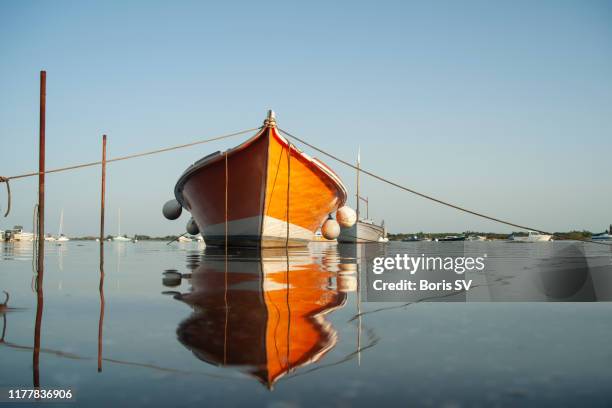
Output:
338,147,388,243
56,209,70,242
113,209,131,242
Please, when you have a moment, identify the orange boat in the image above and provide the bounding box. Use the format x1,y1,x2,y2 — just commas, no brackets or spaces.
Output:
175,111,348,247
174,247,351,388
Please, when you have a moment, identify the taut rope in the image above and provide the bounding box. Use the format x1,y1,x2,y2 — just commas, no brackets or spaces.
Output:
278,127,608,246
3,127,261,181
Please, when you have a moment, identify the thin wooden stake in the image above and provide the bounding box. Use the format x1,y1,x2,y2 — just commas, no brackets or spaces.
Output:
100,135,106,243
37,70,46,267
33,69,46,388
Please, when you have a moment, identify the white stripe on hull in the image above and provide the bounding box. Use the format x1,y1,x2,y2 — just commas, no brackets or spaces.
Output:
202,215,314,247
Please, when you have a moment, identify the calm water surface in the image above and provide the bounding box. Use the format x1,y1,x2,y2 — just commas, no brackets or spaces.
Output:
1,241,611,407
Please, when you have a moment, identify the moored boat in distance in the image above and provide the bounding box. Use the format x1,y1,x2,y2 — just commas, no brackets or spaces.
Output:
402,235,422,242
171,111,349,248
466,235,487,241
339,220,387,243
337,149,388,244
401,235,432,242
56,209,70,242
435,235,466,242
112,209,132,242
591,233,611,241
591,225,611,243
3,226,34,242
508,231,552,242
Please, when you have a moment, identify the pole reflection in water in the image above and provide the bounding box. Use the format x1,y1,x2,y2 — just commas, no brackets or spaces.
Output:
169,245,358,390
1,314,5,344
33,250,44,387
98,243,105,372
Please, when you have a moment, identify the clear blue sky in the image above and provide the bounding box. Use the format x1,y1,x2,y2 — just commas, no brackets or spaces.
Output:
1,0,611,236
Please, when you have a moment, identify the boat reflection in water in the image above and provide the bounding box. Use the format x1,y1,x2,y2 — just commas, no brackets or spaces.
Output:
169,245,357,389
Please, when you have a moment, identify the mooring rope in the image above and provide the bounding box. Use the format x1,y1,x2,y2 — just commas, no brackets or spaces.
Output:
3,127,261,181
277,128,608,246
0,176,10,217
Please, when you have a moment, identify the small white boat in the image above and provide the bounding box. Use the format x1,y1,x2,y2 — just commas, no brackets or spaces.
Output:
337,149,388,244
435,235,466,242
56,209,70,242
112,209,132,242
591,230,612,242
338,219,387,244
508,231,552,242
8,226,34,241
177,235,192,242
466,235,487,241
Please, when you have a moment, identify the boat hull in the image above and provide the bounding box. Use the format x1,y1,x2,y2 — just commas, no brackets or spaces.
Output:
436,236,466,242
509,235,552,242
176,126,347,248
337,221,386,243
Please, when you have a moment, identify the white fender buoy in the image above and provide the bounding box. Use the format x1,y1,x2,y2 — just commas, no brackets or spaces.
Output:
186,218,199,235
336,206,356,228
321,218,340,240
163,199,182,220
337,274,357,293
338,263,357,275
